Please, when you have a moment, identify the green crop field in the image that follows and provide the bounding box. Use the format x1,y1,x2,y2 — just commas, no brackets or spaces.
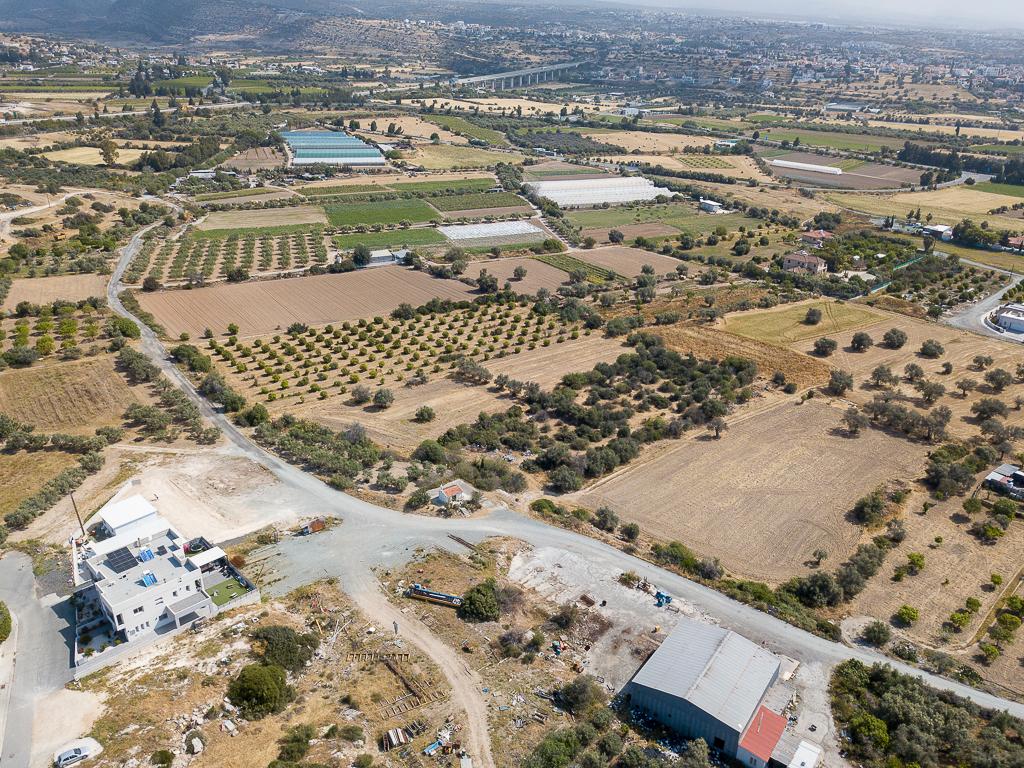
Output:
423,114,508,145
193,187,280,201
324,198,437,226
155,76,213,89
299,184,387,197
193,223,323,239
757,128,905,151
974,144,1024,155
333,228,447,250
974,181,1024,198
391,178,496,194
567,203,748,236
534,253,616,283
428,191,527,211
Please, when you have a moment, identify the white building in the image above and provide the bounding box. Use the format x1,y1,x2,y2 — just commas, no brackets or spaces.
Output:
74,495,256,648
992,302,1024,333
699,199,725,214
922,224,953,241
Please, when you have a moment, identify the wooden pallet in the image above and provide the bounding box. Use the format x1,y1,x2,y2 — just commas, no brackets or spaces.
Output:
347,652,412,662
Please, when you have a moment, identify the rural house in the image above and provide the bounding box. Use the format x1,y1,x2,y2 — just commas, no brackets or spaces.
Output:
782,251,827,274
799,230,834,247
435,482,468,506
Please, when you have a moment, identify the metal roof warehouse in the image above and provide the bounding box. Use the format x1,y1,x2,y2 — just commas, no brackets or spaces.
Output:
281,130,386,166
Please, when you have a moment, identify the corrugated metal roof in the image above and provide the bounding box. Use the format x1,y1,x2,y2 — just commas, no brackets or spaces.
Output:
630,619,780,731
739,705,787,761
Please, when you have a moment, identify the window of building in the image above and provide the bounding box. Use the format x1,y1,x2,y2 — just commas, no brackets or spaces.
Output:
713,738,725,751
133,606,144,614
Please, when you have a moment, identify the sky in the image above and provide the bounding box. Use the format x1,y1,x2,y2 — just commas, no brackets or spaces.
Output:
625,0,1024,30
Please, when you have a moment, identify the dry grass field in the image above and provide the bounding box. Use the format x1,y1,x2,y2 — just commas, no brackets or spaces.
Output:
576,245,685,278
0,131,76,150
137,267,477,338
587,131,715,153
297,171,493,192
657,325,832,391
220,146,286,171
355,115,468,144
577,398,927,583
406,144,524,170
42,146,147,165
0,451,79,520
196,205,327,231
1,273,108,309
826,188,1024,231
464,257,567,294
0,355,145,433
723,300,886,345
301,334,627,453
580,223,679,244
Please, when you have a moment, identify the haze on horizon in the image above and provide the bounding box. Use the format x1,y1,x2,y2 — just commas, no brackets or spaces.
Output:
611,0,1024,30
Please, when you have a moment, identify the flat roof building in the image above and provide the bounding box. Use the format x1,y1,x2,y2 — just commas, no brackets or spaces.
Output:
992,302,1024,334
624,619,781,759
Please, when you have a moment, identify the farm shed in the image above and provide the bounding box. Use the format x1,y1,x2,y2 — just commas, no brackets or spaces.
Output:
623,619,781,759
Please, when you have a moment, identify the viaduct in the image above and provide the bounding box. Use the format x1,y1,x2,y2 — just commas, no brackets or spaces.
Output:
452,61,585,91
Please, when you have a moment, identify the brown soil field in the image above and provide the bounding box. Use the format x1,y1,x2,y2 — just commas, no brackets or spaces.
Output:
657,325,832,390
300,334,627,453
0,131,76,150
0,451,78,519
1,273,108,308
0,354,145,433
297,171,493,192
42,147,147,166
845,486,1024,672
576,398,928,583
465,256,567,294
691,179,837,220
196,205,327,231
523,161,611,181
137,267,477,339
585,131,714,153
196,190,295,206
220,146,286,171
580,223,678,244
575,245,684,278
790,312,1024,440
440,205,534,219
355,115,468,144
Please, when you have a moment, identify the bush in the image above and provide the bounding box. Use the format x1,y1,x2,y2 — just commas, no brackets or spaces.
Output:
851,332,874,352
250,625,319,672
227,664,293,719
813,337,837,357
558,674,607,715
920,338,945,358
0,602,11,645
804,307,823,325
895,605,919,626
414,406,435,423
619,522,640,541
372,388,394,409
861,620,891,647
882,328,908,349
459,579,500,622
827,369,854,396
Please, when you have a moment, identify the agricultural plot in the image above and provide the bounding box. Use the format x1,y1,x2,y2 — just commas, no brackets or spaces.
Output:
124,231,328,286
136,267,477,339
758,127,907,152
825,188,1024,231
212,303,591,410
333,228,447,251
309,333,625,453
522,161,612,181
579,223,679,245
42,146,147,165
0,305,114,365
567,203,748,238
766,151,921,189
465,257,567,294
584,131,715,153
196,206,328,233
0,354,143,433
406,144,524,170
192,187,289,202
534,253,616,283
1,273,108,309
324,198,437,226
437,220,547,247
575,246,683,278
427,191,527,212
577,398,927,584
420,114,508,145
220,146,286,171
724,301,886,345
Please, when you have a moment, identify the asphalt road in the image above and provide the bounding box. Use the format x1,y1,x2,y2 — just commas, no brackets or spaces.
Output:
944,254,1022,342
0,554,75,768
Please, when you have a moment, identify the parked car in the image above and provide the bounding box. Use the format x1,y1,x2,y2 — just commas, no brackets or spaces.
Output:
53,738,102,767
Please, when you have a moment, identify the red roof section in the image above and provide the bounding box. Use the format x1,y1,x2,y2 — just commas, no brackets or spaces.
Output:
738,705,787,762
802,229,834,240
441,485,462,498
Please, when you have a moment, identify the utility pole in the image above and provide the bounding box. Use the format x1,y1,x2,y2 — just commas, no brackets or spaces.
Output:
70,491,86,538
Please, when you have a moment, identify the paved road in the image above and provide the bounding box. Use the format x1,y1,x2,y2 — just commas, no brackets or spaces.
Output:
0,554,75,768
943,253,1022,342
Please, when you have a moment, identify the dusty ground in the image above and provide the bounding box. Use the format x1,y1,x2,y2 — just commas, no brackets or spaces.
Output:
826,188,1024,231
580,223,679,244
1,273,109,308
355,114,469,144
29,687,105,768
0,354,146,433
576,245,685,278
137,267,477,339
42,147,146,166
584,131,714,153
464,257,567,294
576,397,928,584
196,205,328,231
220,146,286,172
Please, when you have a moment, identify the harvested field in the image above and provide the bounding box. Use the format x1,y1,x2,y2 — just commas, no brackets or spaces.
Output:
657,325,831,390
522,161,611,181
1,273,108,308
577,398,927,583
304,334,626,453
580,223,678,244
826,188,1024,231
0,451,78,519
584,131,714,153
465,257,567,294
196,190,295,206
0,131,76,150
355,115,469,144
575,246,683,278
221,146,286,171
0,355,144,433
325,198,436,226
196,206,327,232
407,144,524,170
723,300,886,345
42,147,147,166
137,267,476,339
297,171,492,193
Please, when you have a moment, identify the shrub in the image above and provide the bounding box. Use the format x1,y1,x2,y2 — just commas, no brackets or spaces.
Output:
861,620,891,647
414,406,435,423
150,751,174,766
804,307,823,325
459,579,500,622
895,605,919,626
882,328,907,349
250,625,319,672
813,337,837,357
0,602,9,645
920,338,945,358
227,664,293,719
558,674,607,715
851,332,874,352
619,522,640,541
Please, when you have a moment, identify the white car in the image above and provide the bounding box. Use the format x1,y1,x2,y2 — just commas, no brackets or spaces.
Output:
53,738,102,767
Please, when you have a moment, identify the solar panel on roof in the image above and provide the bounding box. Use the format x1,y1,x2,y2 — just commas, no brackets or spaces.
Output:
107,546,139,574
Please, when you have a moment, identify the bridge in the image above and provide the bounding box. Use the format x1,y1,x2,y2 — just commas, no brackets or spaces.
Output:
452,61,585,91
